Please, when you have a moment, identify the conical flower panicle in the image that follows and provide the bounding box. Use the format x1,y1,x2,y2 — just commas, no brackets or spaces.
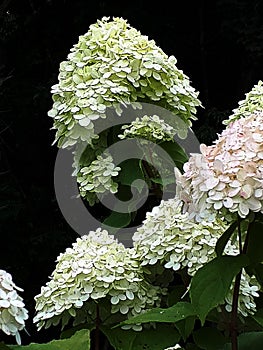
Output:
48,16,201,148
175,112,263,220
34,228,164,331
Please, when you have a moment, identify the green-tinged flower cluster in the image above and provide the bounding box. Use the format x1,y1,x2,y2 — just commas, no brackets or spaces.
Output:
33,228,164,331
225,271,260,317
48,16,201,148
77,153,120,205
119,114,179,143
133,198,260,317
133,198,227,275
221,242,261,317
0,270,29,345
224,80,263,125
164,345,184,350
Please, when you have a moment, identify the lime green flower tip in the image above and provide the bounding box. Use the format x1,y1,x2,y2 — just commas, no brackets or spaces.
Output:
224,80,263,125
48,16,201,148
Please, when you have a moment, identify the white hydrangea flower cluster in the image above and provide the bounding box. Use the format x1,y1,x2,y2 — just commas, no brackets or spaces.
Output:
175,112,263,220
133,198,227,275
77,153,121,205
133,198,260,317
119,114,178,143
225,272,260,317
224,80,263,125
0,270,29,345
48,16,201,148
33,228,164,331
222,243,260,317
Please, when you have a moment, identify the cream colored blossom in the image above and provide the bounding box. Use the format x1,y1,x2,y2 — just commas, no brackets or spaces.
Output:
0,270,29,345
225,272,260,317
48,16,201,148
133,198,227,275
119,114,182,143
175,112,263,220
77,153,121,205
34,228,164,331
133,198,260,317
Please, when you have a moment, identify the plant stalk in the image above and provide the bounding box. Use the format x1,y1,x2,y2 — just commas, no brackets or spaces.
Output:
95,304,100,350
230,270,241,350
230,219,249,350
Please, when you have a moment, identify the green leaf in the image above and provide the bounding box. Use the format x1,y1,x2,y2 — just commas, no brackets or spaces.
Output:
162,140,188,158
175,316,196,342
215,221,238,256
159,141,188,170
190,255,249,325
252,308,263,329
167,285,187,307
151,176,175,187
223,332,263,350
186,344,201,350
60,324,94,339
253,263,263,284
101,326,136,350
246,221,263,265
193,327,228,349
102,324,180,350
103,211,131,228
8,329,90,350
132,324,181,350
117,159,145,193
119,302,196,326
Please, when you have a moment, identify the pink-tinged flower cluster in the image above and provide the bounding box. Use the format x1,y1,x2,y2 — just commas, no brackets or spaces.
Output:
175,112,263,220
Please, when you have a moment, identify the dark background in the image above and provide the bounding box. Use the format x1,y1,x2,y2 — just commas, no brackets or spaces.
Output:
0,0,263,345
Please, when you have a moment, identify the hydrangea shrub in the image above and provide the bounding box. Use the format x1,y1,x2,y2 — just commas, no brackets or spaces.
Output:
2,17,262,350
